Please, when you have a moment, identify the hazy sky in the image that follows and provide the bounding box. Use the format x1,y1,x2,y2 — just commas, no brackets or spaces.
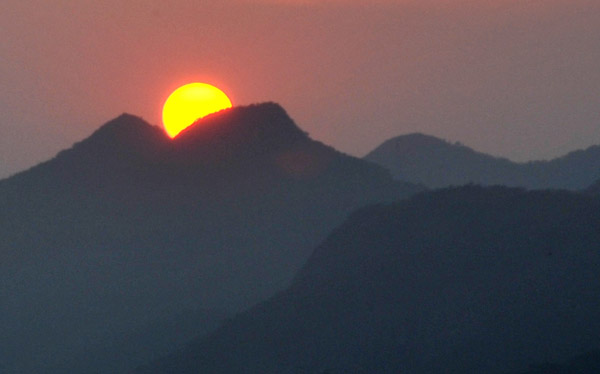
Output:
1,0,599,178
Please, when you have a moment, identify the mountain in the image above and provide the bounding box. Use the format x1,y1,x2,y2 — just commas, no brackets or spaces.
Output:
511,350,600,374
0,103,420,373
364,133,600,190
45,307,226,374
586,179,600,194
138,186,600,374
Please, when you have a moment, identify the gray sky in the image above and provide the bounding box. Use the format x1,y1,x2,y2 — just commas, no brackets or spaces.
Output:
1,0,599,178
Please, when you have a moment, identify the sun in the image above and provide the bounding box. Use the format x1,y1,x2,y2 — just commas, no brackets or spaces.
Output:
162,83,233,138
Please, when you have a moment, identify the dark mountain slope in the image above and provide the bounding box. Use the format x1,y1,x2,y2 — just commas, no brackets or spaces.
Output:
511,350,600,374
0,103,420,374
173,102,309,163
364,133,600,190
586,179,600,194
140,186,600,374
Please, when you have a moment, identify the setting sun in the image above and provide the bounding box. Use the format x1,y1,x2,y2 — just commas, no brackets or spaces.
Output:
162,83,233,138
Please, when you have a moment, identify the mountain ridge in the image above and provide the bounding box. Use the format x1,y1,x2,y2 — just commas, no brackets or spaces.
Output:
0,102,420,374
1,103,317,184
138,186,600,374
365,133,600,190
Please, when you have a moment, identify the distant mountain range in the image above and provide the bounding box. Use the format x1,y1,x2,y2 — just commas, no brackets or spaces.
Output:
364,133,600,190
138,186,600,374
0,103,419,373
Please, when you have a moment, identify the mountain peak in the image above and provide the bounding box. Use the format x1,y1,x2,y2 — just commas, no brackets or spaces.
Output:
7,103,335,185
172,102,311,162
366,132,600,190
84,113,167,147
177,102,307,143
374,133,467,152
41,113,171,178
74,103,309,162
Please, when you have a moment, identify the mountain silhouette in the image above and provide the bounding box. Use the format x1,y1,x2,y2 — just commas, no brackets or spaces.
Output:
173,102,309,162
0,103,420,373
364,133,600,190
138,186,600,374
586,179,600,194
510,350,600,374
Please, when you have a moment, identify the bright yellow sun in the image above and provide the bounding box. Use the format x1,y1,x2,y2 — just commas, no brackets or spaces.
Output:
162,82,233,138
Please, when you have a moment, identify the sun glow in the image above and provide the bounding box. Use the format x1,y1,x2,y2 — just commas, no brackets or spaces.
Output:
162,83,233,138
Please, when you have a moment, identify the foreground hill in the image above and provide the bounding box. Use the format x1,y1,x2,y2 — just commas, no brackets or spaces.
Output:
511,350,600,374
139,186,600,374
586,179,600,194
364,133,600,190
0,103,419,373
